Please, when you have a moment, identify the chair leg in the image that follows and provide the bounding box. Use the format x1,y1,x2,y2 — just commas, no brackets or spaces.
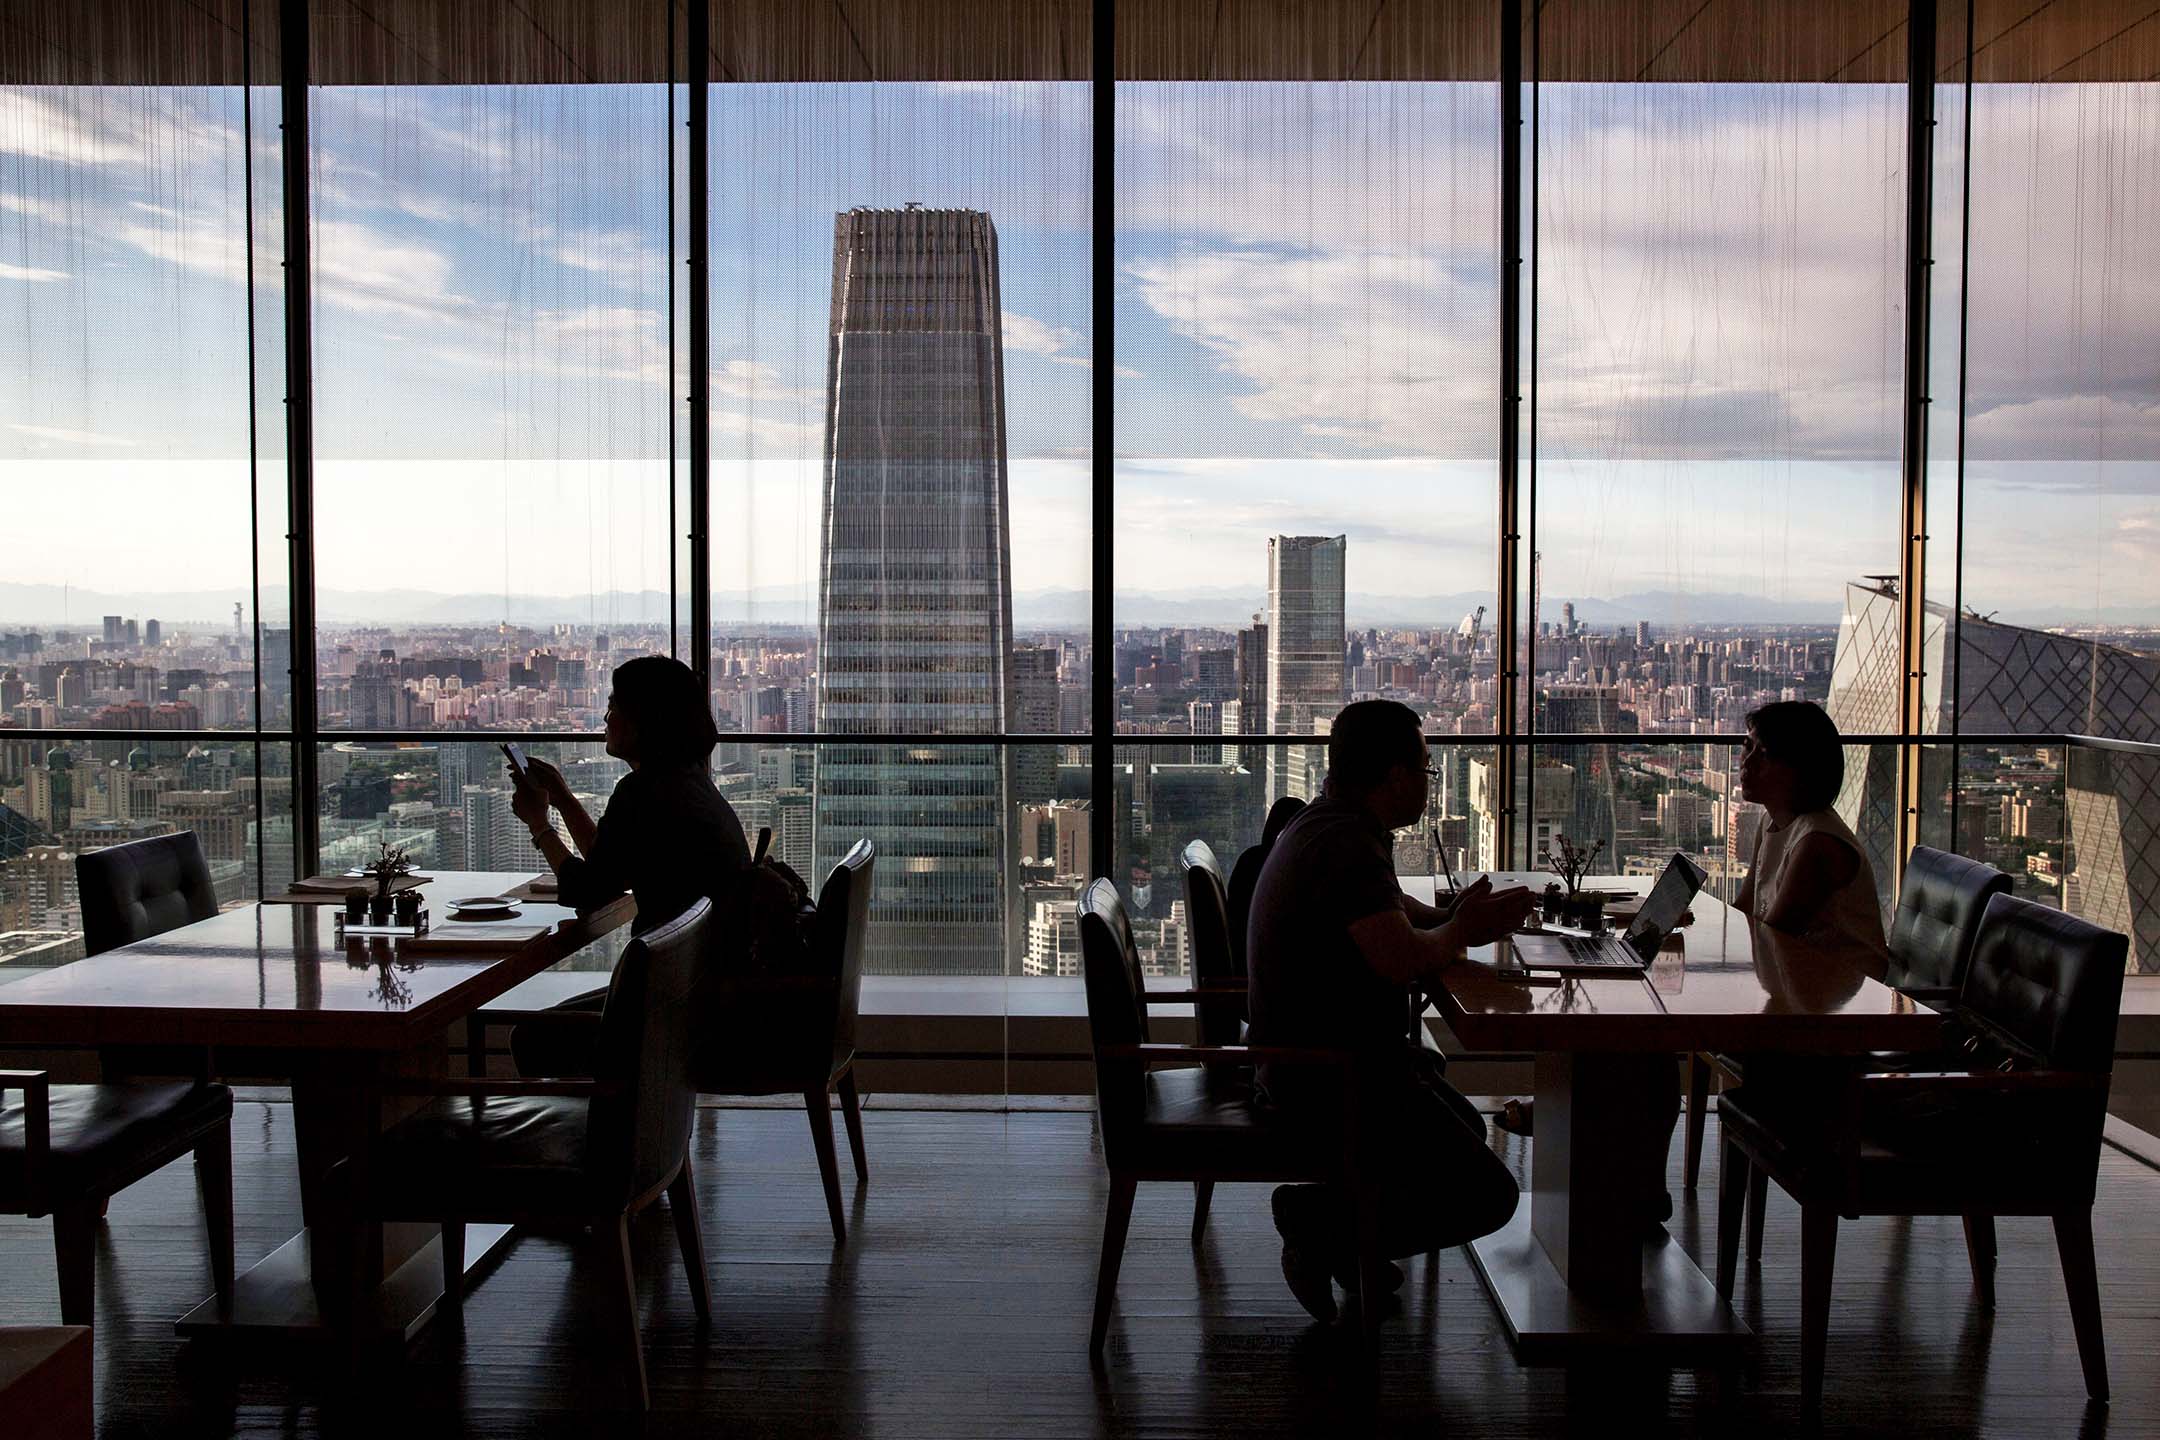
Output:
2053,1210,2108,1402
805,1087,847,1245
1715,1142,1748,1298
1961,1214,1997,1306
837,1066,869,1182
669,1160,713,1321
441,1221,466,1302
195,1126,236,1311
1090,1175,1138,1356
1800,1203,1839,1419
1684,1052,1711,1191
1190,1181,1214,1244
1746,1162,1770,1262
1351,1181,1387,1350
52,1204,98,1327
602,1213,649,1410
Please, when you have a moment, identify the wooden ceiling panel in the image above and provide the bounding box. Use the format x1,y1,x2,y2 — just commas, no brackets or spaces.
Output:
4,0,2156,86
1536,0,1909,84
1970,0,2160,81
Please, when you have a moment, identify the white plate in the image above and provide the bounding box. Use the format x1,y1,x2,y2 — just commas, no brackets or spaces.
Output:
449,896,520,918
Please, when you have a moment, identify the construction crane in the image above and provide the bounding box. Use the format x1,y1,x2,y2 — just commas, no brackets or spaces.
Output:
1457,604,1485,642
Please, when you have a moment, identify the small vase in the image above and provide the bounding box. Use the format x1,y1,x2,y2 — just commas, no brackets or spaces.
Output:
368,894,393,925
394,891,421,926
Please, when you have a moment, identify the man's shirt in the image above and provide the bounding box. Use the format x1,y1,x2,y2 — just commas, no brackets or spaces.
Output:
1245,792,1408,1111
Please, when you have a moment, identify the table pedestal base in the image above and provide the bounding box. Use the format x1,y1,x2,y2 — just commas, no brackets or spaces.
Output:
1468,1207,1749,1364
176,1222,515,1342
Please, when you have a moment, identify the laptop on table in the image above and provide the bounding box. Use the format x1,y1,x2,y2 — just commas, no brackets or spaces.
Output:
1507,852,1709,975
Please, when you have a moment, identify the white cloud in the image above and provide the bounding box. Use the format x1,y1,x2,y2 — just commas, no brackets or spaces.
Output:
8,422,137,448
1126,246,1493,454
1002,310,1082,358
0,260,66,282
0,92,145,167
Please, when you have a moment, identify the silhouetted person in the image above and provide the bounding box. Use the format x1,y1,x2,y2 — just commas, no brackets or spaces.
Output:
1734,700,1886,962
1246,700,1531,1321
510,654,750,932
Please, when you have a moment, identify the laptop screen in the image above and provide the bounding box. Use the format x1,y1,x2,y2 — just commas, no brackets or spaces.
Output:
1623,852,1711,960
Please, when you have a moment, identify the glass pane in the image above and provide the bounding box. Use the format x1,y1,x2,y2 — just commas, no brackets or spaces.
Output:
1115,7,1502,754
309,1,675,732
1535,4,1903,742
1944,742,2068,909
708,16,1091,743
0,738,272,980
716,739,1079,979
315,738,619,876
1,0,281,732
1955,7,2160,742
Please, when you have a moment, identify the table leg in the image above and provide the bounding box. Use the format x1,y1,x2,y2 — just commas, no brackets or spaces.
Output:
1466,1051,1749,1363
176,1049,515,1343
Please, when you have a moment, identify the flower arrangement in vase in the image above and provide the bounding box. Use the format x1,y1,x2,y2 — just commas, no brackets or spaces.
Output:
1544,833,1608,930
360,843,416,923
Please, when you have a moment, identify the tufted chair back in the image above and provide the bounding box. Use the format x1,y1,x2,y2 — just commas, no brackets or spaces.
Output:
1887,846,2011,995
1960,892,2126,1075
76,833,219,957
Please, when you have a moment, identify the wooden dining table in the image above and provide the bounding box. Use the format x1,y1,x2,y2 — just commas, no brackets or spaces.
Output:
0,871,632,1344
1402,872,1945,1364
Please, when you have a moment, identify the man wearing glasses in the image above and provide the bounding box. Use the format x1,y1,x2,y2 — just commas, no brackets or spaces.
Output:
1247,700,1534,1322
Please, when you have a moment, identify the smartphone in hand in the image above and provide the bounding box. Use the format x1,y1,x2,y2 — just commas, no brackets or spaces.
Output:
500,741,531,781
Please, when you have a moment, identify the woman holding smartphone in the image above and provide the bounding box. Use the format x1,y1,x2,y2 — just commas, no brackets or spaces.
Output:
508,654,749,934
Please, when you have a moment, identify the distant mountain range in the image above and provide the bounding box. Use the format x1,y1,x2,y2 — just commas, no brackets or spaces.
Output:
3,580,2155,634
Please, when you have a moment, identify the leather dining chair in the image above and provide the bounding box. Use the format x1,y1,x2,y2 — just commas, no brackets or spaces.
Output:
1223,796,1307,979
1080,879,1386,1356
1,1071,234,1327
346,898,713,1409
692,840,875,1244
1684,846,2012,1198
1714,893,2125,1418
75,831,218,957
1882,846,2013,1004
1179,840,1244,1048
504,844,878,1246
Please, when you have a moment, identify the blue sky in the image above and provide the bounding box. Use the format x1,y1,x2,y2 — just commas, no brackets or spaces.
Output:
2,76,2155,628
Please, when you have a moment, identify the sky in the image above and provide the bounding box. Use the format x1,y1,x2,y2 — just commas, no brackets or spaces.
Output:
2,71,2156,630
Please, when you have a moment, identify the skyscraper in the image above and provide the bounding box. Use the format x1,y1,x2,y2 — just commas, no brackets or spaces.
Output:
1265,536,1346,802
1827,578,2160,973
814,206,1014,976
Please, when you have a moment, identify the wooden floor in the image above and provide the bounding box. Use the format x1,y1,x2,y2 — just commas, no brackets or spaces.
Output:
2,1099,2154,1438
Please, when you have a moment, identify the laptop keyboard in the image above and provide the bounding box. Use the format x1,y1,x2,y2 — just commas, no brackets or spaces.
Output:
1552,935,1641,967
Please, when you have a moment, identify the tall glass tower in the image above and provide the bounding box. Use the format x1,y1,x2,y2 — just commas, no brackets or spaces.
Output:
815,207,1014,976
1265,535,1347,802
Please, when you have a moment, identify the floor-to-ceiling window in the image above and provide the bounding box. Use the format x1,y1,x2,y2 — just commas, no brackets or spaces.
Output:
6,0,2158,1008
1,0,285,977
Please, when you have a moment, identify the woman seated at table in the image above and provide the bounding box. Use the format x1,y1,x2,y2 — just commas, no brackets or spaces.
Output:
1733,700,1886,961
509,654,750,931
506,656,749,1076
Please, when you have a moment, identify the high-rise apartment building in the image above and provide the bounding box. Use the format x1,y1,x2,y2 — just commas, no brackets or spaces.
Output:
1264,536,1346,802
814,206,1014,977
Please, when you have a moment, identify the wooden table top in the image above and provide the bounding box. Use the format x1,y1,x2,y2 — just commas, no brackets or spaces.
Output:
1403,873,1945,1055
0,872,632,1052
